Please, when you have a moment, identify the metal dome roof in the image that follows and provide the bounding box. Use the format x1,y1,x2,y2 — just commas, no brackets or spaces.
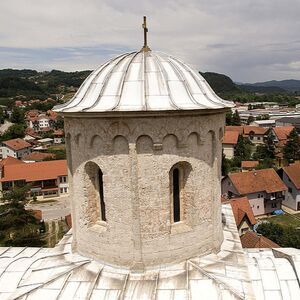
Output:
54,51,234,113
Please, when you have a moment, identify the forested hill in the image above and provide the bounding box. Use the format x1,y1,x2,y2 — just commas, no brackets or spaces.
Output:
200,72,238,94
0,69,91,103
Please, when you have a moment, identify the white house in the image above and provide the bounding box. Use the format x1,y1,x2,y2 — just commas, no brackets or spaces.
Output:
222,169,287,216
279,163,300,211
0,138,32,159
222,130,239,159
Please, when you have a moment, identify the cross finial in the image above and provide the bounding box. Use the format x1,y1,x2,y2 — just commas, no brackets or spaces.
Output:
142,16,151,51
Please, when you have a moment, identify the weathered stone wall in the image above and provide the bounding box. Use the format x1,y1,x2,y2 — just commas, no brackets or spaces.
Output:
64,111,225,270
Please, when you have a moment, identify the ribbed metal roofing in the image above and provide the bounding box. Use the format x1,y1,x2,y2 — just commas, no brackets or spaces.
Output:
54,51,234,113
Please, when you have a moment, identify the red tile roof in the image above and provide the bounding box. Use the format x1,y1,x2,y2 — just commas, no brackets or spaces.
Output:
22,152,55,162
228,168,287,194
240,231,280,248
273,126,294,141
225,126,244,135
222,131,239,145
0,157,24,172
283,163,300,189
54,130,64,136
241,161,259,169
229,197,256,227
243,126,268,135
2,138,32,151
1,160,67,182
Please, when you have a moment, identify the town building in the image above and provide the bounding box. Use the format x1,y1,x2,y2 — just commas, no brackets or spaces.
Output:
276,117,300,133
269,126,294,147
222,130,239,158
250,119,276,127
221,169,287,216
241,160,259,172
0,159,68,198
240,231,280,248
53,129,64,144
278,163,300,211
22,152,55,163
223,197,256,236
243,126,268,145
0,138,32,159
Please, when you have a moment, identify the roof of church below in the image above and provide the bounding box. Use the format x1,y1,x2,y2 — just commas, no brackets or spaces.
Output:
53,51,234,113
0,205,299,300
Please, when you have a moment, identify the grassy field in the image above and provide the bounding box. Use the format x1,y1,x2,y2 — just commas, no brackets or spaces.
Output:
263,213,300,228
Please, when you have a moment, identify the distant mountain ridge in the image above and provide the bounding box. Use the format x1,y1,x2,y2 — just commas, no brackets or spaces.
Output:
237,79,300,93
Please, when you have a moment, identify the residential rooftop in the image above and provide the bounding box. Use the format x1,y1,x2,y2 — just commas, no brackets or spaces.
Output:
228,168,287,194
2,138,31,151
0,159,67,182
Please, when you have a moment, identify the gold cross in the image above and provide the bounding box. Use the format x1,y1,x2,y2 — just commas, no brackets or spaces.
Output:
142,16,151,51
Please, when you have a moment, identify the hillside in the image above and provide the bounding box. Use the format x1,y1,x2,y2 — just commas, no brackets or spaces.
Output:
200,72,238,94
0,69,91,106
238,79,300,93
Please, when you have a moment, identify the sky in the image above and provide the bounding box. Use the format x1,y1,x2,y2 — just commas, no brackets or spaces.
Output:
0,0,300,83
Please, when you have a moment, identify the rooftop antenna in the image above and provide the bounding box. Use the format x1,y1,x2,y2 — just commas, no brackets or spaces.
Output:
142,16,151,52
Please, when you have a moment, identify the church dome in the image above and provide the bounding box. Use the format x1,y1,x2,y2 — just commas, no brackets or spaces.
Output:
54,51,234,113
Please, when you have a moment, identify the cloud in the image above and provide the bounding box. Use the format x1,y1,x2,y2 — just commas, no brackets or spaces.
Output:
0,0,299,82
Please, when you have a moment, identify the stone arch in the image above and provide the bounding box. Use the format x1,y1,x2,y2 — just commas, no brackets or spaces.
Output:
113,135,129,154
162,134,179,152
66,133,73,174
107,121,130,140
90,135,104,149
84,161,107,226
136,135,153,154
75,133,82,145
169,161,192,224
208,130,216,166
218,127,224,141
187,132,201,148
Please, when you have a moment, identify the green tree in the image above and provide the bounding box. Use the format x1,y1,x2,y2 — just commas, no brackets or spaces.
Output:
0,123,25,141
226,111,233,125
246,115,255,125
231,110,241,126
256,222,300,248
0,185,45,247
11,106,25,124
55,116,64,129
283,128,300,162
0,107,4,124
235,135,251,161
253,131,275,160
256,222,283,245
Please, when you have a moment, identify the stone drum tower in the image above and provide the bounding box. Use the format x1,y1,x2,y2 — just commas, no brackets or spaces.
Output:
54,20,233,271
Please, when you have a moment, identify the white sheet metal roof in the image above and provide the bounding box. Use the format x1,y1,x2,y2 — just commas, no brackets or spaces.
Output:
0,205,299,300
53,51,234,113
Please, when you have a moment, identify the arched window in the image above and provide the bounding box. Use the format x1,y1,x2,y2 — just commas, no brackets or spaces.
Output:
172,168,180,222
98,169,106,221
85,162,107,225
170,162,192,224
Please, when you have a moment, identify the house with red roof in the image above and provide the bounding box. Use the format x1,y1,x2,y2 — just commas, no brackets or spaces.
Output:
279,162,300,211
270,126,294,147
241,161,259,172
222,197,256,236
240,231,280,248
222,130,239,159
221,169,287,216
0,138,32,159
243,126,268,145
0,160,68,199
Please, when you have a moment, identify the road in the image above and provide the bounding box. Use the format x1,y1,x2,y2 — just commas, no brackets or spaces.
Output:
0,120,13,133
26,195,71,220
